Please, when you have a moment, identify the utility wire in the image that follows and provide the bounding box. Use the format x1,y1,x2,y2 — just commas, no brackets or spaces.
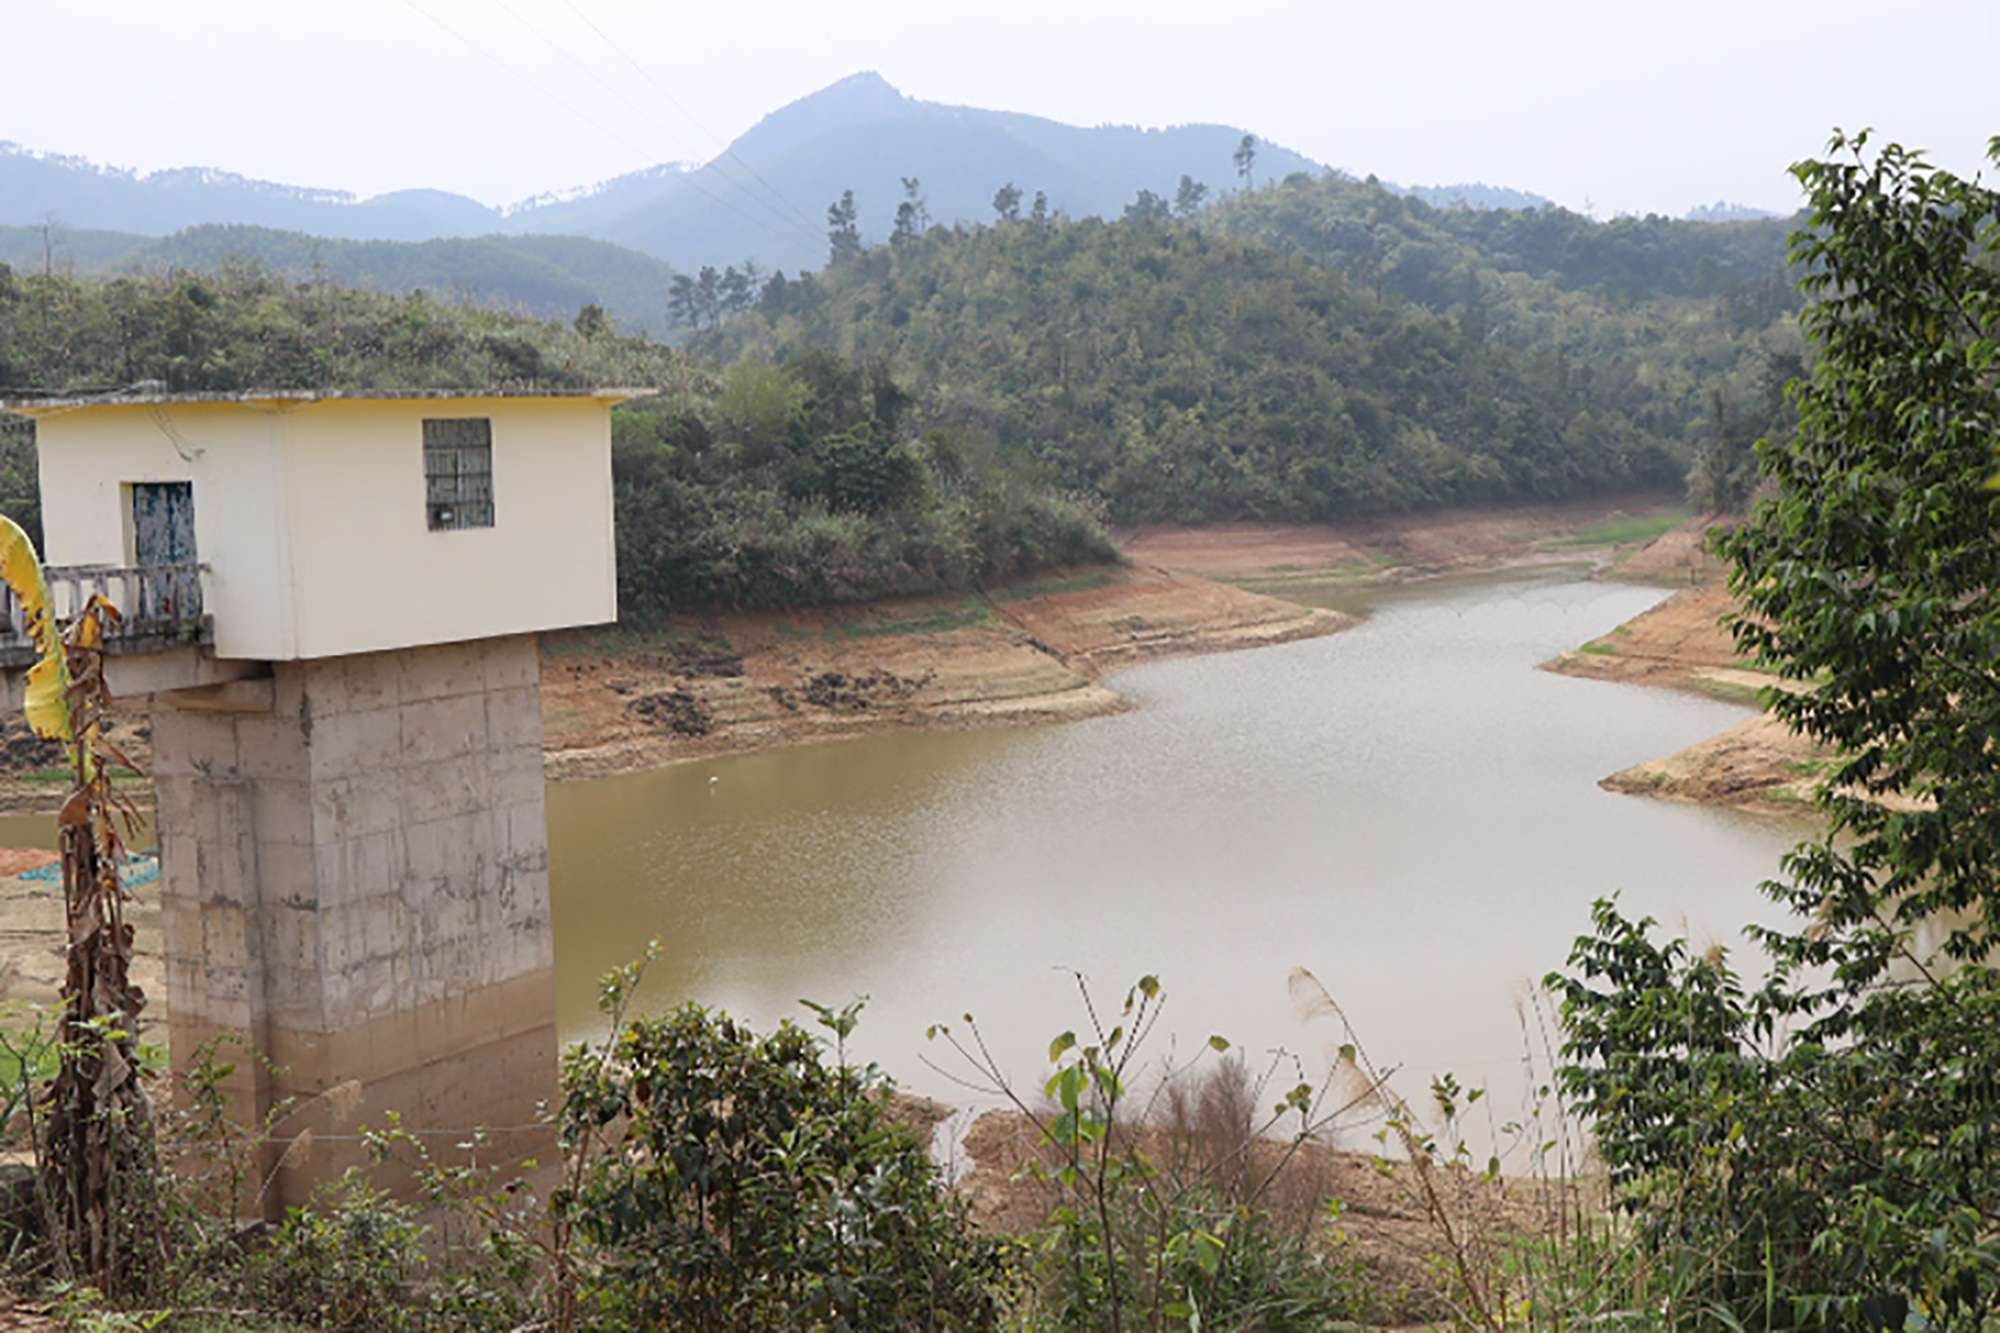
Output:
514,0,828,258
556,0,829,241
402,0,821,257
488,0,824,252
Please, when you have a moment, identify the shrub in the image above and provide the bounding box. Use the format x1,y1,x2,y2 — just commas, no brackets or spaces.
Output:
556,998,1008,1332
932,973,1376,1332
243,1175,433,1332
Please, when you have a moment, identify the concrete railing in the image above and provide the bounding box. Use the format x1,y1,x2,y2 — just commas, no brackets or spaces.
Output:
0,563,208,664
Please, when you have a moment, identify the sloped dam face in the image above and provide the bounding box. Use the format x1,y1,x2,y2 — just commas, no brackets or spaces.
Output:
546,569,1807,1129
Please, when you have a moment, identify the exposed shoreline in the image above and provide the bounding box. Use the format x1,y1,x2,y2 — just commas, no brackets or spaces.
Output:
536,491,1700,784
538,562,1354,785
0,490,1746,816
0,495,1792,1318
1538,580,1824,819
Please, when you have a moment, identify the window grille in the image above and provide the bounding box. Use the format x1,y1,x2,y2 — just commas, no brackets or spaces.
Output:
423,418,494,530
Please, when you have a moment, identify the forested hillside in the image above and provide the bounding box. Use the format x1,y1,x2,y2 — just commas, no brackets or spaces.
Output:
0,261,689,398
0,171,1810,618
1212,170,1798,305
0,223,688,335
0,263,1112,618
717,203,1801,522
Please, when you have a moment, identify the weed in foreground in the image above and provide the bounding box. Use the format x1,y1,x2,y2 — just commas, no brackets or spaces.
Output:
929,971,1388,1332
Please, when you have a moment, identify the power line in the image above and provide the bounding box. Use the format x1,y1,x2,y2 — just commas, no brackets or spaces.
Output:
555,0,828,242
487,0,824,252
401,0,823,260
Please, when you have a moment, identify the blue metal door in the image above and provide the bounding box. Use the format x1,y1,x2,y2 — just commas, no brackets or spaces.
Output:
131,482,196,621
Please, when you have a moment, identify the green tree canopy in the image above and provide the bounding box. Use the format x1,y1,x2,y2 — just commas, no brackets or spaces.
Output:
1723,132,2000,985
826,189,861,266
1554,132,2000,1332
725,207,1788,523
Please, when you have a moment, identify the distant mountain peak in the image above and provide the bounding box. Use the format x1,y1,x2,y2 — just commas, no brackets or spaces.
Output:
824,70,903,97
728,71,919,166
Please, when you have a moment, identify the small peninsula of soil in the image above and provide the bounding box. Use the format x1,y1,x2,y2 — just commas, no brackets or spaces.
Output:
1538,518,1826,817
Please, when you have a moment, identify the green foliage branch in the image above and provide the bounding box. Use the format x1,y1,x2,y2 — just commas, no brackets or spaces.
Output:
1553,132,2000,1331
1723,132,2000,985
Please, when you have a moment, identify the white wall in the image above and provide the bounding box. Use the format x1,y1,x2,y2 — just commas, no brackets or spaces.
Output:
281,397,617,658
30,395,620,660
35,400,296,658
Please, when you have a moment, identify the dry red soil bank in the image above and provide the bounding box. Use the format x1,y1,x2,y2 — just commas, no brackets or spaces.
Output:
539,563,1349,782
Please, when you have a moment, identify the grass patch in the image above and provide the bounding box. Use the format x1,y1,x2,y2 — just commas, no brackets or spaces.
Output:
1685,676,1768,707
992,569,1122,602
543,623,732,657
1576,625,1632,657
1560,510,1689,547
1232,557,1390,596
839,599,993,638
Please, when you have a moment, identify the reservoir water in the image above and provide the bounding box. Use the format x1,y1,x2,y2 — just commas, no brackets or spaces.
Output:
546,569,1809,1137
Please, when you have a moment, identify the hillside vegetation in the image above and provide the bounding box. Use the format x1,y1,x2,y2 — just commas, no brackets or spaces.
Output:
718,195,1800,521
1213,169,1796,304
1,177,1806,617
0,223,688,336
0,262,1112,618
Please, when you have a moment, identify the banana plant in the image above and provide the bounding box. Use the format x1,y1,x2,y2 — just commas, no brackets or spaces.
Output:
0,515,77,755
0,515,157,1292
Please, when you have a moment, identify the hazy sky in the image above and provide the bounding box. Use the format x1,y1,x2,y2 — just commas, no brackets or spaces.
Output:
8,0,1996,219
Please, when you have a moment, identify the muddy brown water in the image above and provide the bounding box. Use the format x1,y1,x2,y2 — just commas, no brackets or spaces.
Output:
0,570,1811,1155
547,569,1811,1151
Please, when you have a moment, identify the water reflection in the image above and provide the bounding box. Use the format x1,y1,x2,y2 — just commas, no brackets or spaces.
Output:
547,570,1812,1140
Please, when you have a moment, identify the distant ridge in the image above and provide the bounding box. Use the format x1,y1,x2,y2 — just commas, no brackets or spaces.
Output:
1395,181,1554,212
0,141,502,241
0,74,1323,275
1684,200,1784,223
1,75,1780,280
0,222,684,335
503,71,1328,273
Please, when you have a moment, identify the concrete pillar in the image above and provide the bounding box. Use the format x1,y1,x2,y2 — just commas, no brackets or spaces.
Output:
153,634,556,1214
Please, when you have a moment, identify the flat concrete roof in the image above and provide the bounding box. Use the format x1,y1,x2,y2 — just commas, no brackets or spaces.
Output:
1,386,657,415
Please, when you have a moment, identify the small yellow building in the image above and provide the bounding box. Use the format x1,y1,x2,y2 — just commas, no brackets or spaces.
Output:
17,389,637,659
2,387,647,1211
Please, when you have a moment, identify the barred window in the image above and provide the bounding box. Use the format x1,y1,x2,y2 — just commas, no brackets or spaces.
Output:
423,418,493,530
